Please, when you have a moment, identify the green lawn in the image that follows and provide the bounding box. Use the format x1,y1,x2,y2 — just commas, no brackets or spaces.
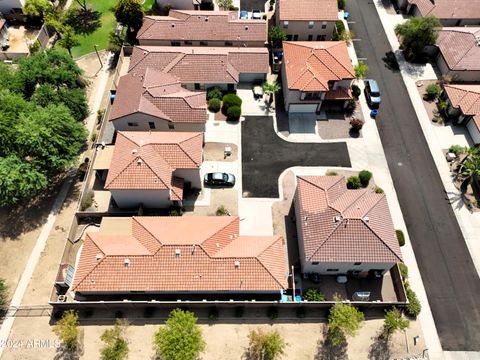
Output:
71,0,117,58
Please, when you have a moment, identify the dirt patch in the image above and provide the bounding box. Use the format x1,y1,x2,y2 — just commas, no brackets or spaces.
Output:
204,143,238,162
415,80,445,126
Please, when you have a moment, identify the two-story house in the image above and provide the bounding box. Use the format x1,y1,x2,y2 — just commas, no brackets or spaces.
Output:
281,41,354,113
275,0,338,41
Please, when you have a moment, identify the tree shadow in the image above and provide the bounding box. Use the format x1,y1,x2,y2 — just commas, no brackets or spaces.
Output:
314,326,348,360
64,8,102,35
368,332,392,360
54,344,81,360
382,51,400,72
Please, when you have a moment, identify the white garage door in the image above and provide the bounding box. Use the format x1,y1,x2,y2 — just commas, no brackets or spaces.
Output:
467,119,480,145
288,104,318,113
239,73,265,83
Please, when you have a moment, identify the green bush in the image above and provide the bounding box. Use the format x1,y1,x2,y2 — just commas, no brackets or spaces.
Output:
448,145,465,156
396,229,405,247
208,98,221,113
267,306,278,320
335,20,345,35
222,94,242,110
0,278,7,306
399,263,408,280
405,287,421,318
303,288,325,302
216,205,229,216
358,170,372,187
207,88,223,100
326,170,338,176
80,191,94,211
168,208,183,216
425,83,441,100
226,105,241,120
338,0,346,10
346,176,361,189
352,84,361,98
374,186,384,194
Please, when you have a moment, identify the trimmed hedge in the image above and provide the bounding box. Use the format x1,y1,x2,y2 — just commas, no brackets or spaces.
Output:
208,98,221,113
222,93,242,111
405,286,421,318
359,170,372,187
207,88,223,100
396,229,405,247
227,105,241,120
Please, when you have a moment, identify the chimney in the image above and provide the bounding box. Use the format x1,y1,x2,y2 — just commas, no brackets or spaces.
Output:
175,248,181,257
235,261,240,269
124,258,130,267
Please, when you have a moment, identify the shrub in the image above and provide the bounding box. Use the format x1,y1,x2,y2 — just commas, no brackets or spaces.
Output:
326,170,338,176
91,132,97,142
335,20,345,35
358,170,372,187
405,287,421,318
248,328,286,360
207,88,223,100
267,306,278,320
222,94,242,110
216,205,229,216
97,109,105,124
234,306,244,318
425,83,441,100
208,307,219,321
80,191,94,211
208,98,221,113
169,208,183,216
399,263,409,280
0,278,7,306
350,117,364,131
352,84,361,98
448,145,465,156
227,105,241,120
383,307,409,337
53,310,79,350
396,229,405,247
346,176,361,189
296,307,306,318
303,288,325,302
338,0,346,10
375,186,384,194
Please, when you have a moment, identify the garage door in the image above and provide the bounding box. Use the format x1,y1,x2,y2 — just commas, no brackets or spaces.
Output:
288,104,318,113
239,73,265,83
467,119,480,145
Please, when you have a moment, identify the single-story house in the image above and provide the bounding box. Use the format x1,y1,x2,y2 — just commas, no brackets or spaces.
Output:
138,10,267,47
109,69,208,132
70,216,288,301
294,175,403,275
281,41,354,113
394,0,480,26
443,84,480,145
100,131,203,209
275,0,338,41
434,27,480,82
156,0,212,11
128,45,269,91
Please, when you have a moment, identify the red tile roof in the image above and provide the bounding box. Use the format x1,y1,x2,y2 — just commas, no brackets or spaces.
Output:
104,131,202,199
138,10,266,43
278,0,338,21
444,84,480,130
436,27,480,72
71,216,288,293
283,41,354,92
408,0,480,20
296,176,403,263
109,69,207,124
129,46,269,84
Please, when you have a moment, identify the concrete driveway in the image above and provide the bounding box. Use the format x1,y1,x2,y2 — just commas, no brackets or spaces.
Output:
288,113,317,134
348,0,480,351
241,116,351,198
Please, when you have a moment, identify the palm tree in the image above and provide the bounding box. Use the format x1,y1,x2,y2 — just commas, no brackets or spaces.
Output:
459,155,480,185
262,81,281,103
455,147,480,180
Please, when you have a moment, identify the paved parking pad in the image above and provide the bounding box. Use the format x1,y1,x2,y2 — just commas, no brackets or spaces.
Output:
241,116,351,198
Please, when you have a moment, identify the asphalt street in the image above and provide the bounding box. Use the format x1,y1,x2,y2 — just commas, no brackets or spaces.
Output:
241,116,351,197
347,0,480,351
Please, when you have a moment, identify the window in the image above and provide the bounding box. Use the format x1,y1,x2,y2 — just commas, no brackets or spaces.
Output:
283,21,288,28
200,41,208,46
308,35,313,41
316,35,326,41
312,262,319,265
127,122,138,127
171,41,181,46
286,34,293,41
354,262,362,266
194,83,201,90
184,40,192,45
328,80,334,90
148,122,155,129
327,269,339,272
293,34,299,41
168,123,175,130
308,21,314,29
225,41,233,46
304,92,321,100
321,22,327,29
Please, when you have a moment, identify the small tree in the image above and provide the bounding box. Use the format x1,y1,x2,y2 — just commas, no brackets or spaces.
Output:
114,0,144,33
424,83,441,100
0,279,7,307
262,81,281,103
247,328,286,360
23,0,53,18
327,297,365,346
269,26,287,48
217,0,233,10
354,61,369,80
100,319,129,360
383,308,409,338
395,16,442,61
208,98,221,113
53,310,80,350
153,308,205,360
358,170,372,187
303,288,325,301
57,26,80,57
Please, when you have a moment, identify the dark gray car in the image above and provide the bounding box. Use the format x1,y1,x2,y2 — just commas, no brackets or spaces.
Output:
204,172,235,187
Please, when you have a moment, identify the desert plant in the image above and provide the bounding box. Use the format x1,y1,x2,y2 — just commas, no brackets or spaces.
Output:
168,208,183,216
350,117,365,131
80,191,94,211
374,186,384,194
448,145,466,156
208,98,221,113
91,132,97,142
438,100,448,113
425,83,441,100
459,155,480,184
399,263,409,280
267,306,278,320
396,229,405,247
326,170,338,176
207,87,223,100
358,170,372,187
262,81,281,103
97,109,105,124
327,299,364,346
216,205,229,216
226,105,241,120
383,308,409,338
346,176,361,189
100,319,129,360
222,94,242,111
351,84,361,98
53,310,80,350
247,328,286,360
405,286,421,318
395,16,441,61
303,288,325,302
354,61,369,79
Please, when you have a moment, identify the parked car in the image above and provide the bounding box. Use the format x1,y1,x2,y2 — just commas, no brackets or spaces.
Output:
251,9,262,20
364,79,381,108
240,10,248,19
204,172,235,187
